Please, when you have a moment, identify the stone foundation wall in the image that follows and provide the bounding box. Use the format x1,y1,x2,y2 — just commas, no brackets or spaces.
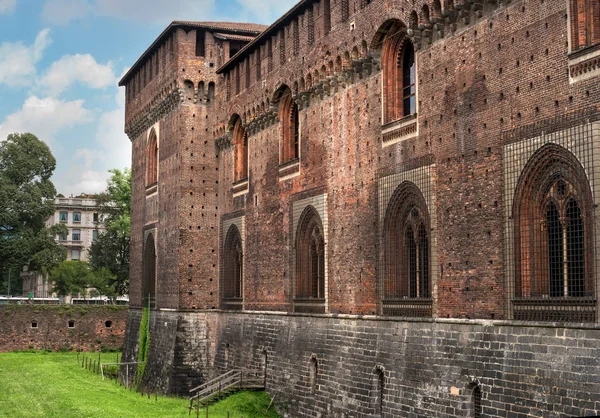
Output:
0,305,127,352
130,309,600,417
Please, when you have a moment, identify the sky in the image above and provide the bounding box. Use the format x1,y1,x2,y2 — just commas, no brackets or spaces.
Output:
0,0,296,196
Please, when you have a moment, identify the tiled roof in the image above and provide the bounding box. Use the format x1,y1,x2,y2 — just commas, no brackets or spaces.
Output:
213,32,256,42
170,21,267,33
119,21,267,86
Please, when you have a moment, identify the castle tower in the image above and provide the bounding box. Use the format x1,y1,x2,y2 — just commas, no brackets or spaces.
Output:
118,21,264,392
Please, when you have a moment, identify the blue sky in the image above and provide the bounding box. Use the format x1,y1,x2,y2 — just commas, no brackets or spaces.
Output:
0,0,296,195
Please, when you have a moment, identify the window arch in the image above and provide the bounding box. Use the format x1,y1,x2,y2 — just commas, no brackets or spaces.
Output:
231,116,248,182
379,20,416,124
513,144,595,322
222,224,243,310
275,85,299,164
382,181,431,316
570,0,600,51
142,233,156,308
146,129,158,186
295,206,325,312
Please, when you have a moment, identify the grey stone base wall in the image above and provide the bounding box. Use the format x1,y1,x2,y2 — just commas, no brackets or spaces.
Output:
122,309,215,395
124,309,600,417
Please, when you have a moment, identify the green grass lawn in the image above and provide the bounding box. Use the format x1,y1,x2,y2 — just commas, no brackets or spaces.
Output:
0,352,279,418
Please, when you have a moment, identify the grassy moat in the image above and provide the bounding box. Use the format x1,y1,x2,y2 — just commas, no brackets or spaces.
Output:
0,352,279,417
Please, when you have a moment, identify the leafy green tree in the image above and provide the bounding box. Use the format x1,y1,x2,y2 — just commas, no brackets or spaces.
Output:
89,168,131,295
0,133,67,293
51,260,116,297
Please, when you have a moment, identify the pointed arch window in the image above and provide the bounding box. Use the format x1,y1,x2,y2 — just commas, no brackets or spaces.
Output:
294,206,325,313
381,22,416,124
222,225,243,310
232,117,248,182
513,144,595,322
277,86,299,164
146,129,158,187
382,181,431,317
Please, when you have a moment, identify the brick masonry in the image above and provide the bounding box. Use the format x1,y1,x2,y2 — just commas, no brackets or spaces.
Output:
124,308,600,417
119,0,600,415
0,305,127,352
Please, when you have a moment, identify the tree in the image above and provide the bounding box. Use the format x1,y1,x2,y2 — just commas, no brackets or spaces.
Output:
51,260,116,297
89,168,131,295
0,133,67,293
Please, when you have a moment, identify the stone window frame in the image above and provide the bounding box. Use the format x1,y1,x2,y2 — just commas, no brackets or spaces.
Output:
503,119,600,322
220,214,245,311
378,159,437,317
383,181,431,299
290,191,328,314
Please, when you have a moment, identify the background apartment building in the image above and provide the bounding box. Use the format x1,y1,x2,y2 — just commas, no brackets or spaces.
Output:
48,196,106,262
21,196,107,298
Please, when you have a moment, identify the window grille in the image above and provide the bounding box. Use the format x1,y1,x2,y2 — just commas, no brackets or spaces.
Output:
503,108,599,322
378,156,434,317
291,189,327,314
222,224,243,311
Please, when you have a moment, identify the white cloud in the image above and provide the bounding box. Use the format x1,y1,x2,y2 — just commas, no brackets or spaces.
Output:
59,71,130,196
38,53,116,95
42,0,91,25
0,0,16,15
0,95,92,143
0,29,51,88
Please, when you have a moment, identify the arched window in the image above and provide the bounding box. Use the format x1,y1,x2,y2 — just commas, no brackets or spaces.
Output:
295,206,325,313
276,86,299,164
513,144,595,322
146,129,158,187
382,181,431,317
222,225,243,310
232,117,248,182
570,0,600,51
142,233,156,308
380,21,416,124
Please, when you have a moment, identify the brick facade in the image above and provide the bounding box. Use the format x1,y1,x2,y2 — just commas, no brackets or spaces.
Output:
120,0,600,415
